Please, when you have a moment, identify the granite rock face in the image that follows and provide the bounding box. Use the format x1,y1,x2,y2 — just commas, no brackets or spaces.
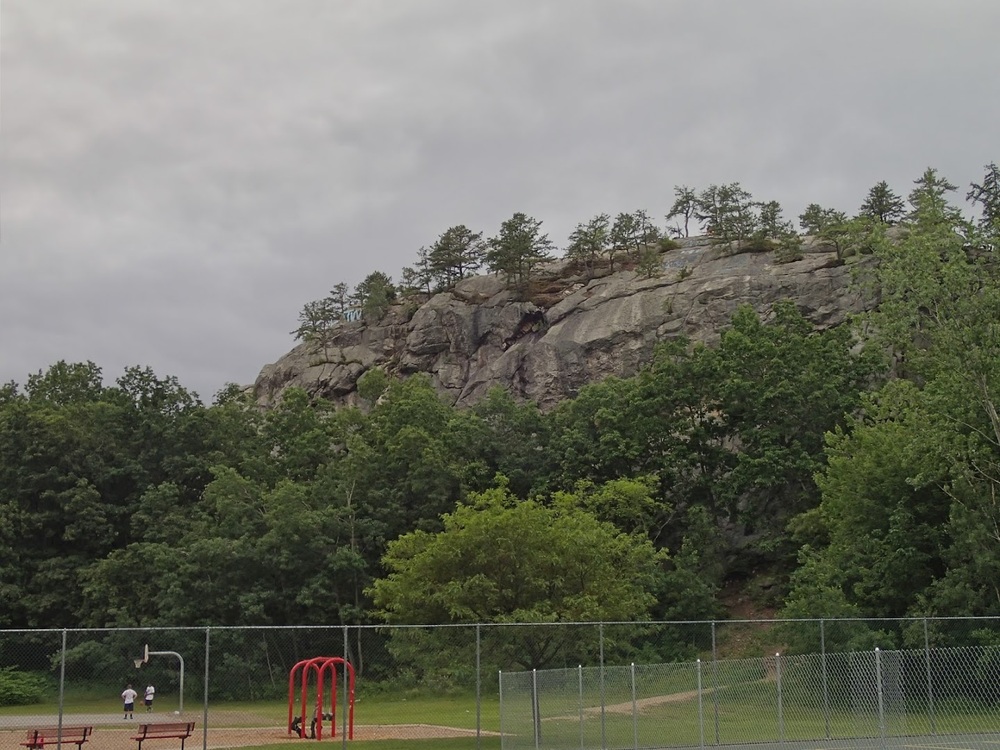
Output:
252,238,870,411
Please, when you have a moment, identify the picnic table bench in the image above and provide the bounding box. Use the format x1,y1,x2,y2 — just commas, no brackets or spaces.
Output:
21,726,93,750
131,721,195,750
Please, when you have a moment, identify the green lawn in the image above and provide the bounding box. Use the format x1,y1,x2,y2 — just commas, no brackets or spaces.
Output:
4,686,999,749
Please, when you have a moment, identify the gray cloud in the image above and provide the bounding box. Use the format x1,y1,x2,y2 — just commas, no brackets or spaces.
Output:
3,0,998,400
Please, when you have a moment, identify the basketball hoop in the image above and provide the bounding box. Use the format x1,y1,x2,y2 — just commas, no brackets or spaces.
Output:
134,658,144,669
133,644,150,669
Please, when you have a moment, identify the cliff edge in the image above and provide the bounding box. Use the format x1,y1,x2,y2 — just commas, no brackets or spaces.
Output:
253,237,869,410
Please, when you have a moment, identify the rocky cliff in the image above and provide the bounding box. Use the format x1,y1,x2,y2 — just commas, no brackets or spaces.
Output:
253,237,870,411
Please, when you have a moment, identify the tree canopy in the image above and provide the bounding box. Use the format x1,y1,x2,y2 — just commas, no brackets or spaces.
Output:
5,163,1000,658
369,483,663,627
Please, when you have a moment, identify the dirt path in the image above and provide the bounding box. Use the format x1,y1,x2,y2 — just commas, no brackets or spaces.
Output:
545,687,710,721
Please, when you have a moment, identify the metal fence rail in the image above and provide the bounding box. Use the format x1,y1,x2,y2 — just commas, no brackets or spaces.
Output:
0,618,998,750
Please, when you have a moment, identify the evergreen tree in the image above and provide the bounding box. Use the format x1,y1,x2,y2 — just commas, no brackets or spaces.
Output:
353,271,396,321
399,246,434,295
906,167,961,226
967,162,1000,231
666,185,698,237
609,212,640,269
330,282,351,317
799,204,848,237
696,183,757,244
485,213,554,289
566,213,610,276
428,225,486,288
293,297,338,345
858,180,905,224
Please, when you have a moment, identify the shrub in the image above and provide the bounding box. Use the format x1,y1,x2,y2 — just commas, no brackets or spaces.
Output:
774,234,805,264
745,236,776,252
637,247,662,278
0,667,48,706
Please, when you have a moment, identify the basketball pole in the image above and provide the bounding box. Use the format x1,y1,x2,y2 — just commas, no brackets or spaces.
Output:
134,644,185,714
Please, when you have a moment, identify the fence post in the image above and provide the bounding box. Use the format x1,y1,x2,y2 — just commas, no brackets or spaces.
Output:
875,647,886,748
499,670,505,747
820,619,830,739
697,659,705,750
202,628,210,750
579,665,584,750
923,618,936,735
776,652,784,744
341,627,350,750
58,629,67,747
712,621,720,745
631,662,638,750
600,623,607,750
476,623,482,750
532,668,541,750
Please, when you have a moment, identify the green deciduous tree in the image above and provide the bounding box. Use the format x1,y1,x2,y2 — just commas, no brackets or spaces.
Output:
654,504,726,622
333,375,469,545
459,387,550,498
783,384,950,620
710,303,880,545
553,475,664,538
0,362,223,627
546,340,729,557
786,169,1000,619
369,482,663,669
25,361,105,404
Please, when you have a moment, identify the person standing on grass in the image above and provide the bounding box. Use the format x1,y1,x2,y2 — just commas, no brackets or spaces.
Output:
144,684,155,712
122,683,138,720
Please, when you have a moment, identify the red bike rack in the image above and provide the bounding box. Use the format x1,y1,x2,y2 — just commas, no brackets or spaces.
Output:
287,656,355,740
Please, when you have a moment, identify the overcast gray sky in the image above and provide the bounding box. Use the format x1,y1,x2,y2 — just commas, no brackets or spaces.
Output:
3,0,998,402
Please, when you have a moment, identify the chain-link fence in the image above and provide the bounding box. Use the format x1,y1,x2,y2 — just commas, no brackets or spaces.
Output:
499,632,1000,749
1,618,999,750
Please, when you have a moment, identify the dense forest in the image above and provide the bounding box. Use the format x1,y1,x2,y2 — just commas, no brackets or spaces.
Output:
2,164,999,635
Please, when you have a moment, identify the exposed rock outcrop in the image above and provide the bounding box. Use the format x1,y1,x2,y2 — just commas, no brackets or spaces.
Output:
253,238,871,410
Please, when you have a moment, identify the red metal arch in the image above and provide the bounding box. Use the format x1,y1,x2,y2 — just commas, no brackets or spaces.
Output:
287,656,355,740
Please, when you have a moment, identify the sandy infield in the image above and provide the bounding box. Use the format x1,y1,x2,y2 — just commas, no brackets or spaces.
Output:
1,724,496,749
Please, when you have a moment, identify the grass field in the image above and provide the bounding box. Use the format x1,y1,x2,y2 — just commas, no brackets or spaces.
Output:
4,684,999,750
